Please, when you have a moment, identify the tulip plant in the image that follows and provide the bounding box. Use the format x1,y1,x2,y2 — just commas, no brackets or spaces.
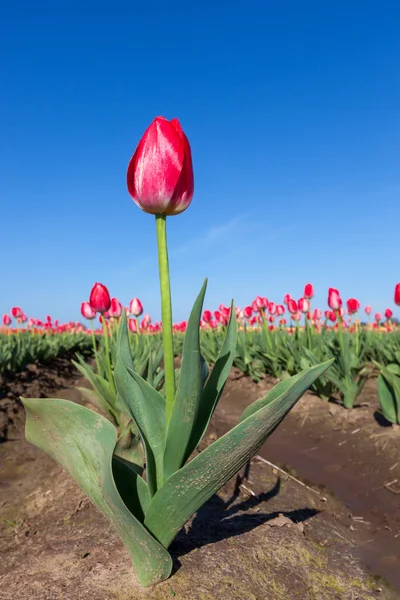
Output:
21,116,332,587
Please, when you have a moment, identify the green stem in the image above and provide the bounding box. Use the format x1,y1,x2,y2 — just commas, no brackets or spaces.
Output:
101,317,114,389
155,215,175,423
90,320,101,374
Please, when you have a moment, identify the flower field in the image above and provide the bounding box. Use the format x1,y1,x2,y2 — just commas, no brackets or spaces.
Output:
1,115,399,598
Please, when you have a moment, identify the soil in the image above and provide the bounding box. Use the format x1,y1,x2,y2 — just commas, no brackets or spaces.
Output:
0,357,81,443
0,363,399,599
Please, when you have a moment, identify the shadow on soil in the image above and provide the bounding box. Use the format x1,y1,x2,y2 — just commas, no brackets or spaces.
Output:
171,464,319,571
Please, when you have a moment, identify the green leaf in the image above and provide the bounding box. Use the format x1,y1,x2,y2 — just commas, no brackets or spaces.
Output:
22,397,172,586
377,374,397,424
185,303,238,459
112,455,150,521
163,280,207,480
114,363,165,495
144,358,332,548
240,360,334,422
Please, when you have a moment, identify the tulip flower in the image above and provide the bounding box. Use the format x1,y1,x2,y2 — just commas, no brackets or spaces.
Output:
283,293,291,305
385,308,393,319
3,314,11,326
202,310,212,323
329,311,337,322
375,312,382,322
313,308,322,320
89,283,111,314
255,296,266,309
109,298,123,319
11,306,23,318
81,302,96,320
287,299,298,314
304,283,314,299
276,305,285,316
328,288,342,310
268,302,276,315
130,298,143,317
365,305,372,315
395,283,400,306
129,318,138,333
243,306,253,319
251,300,259,313
127,117,194,217
346,298,360,314
298,298,310,313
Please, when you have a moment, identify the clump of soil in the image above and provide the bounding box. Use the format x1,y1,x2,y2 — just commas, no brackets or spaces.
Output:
0,356,81,443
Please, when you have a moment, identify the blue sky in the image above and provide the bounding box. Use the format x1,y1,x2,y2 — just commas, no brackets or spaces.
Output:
1,1,399,323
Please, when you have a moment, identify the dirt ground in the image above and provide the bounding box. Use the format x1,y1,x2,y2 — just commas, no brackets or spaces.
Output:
0,363,399,599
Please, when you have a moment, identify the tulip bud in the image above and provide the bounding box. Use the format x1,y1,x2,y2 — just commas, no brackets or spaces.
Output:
276,305,285,316
11,306,23,318
129,298,143,317
109,298,123,318
127,116,194,216
89,283,111,314
385,308,393,319
287,299,298,314
365,305,372,315
328,288,342,310
313,308,322,320
81,302,96,320
395,283,400,306
21,314,27,323
255,296,266,309
268,302,276,315
346,298,360,314
298,298,310,313
375,312,382,322
251,300,259,313
203,310,212,323
329,311,337,322
283,294,291,305
243,306,253,319
129,318,138,333
3,314,11,326
304,283,314,299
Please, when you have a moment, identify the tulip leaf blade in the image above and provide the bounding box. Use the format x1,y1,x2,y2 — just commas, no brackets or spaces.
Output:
185,303,237,459
22,397,172,587
144,359,332,548
163,279,207,480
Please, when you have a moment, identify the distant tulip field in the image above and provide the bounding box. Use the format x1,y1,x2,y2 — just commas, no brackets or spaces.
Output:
3,280,400,425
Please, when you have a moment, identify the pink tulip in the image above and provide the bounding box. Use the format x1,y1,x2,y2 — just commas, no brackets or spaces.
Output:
3,314,11,326
243,306,253,319
129,298,143,317
313,308,322,320
268,302,276,315
395,283,400,306
203,310,212,323
276,305,285,316
283,294,291,305
298,298,310,313
255,296,266,309
287,299,298,314
304,283,314,299
127,116,194,216
128,318,138,333
89,283,111,314
328,288,342,310
365,305,372,315
109,298,123,318
11,307,23,319
375,312,382,322
81,302,96,320
346,298,360,314
385,308,393,319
